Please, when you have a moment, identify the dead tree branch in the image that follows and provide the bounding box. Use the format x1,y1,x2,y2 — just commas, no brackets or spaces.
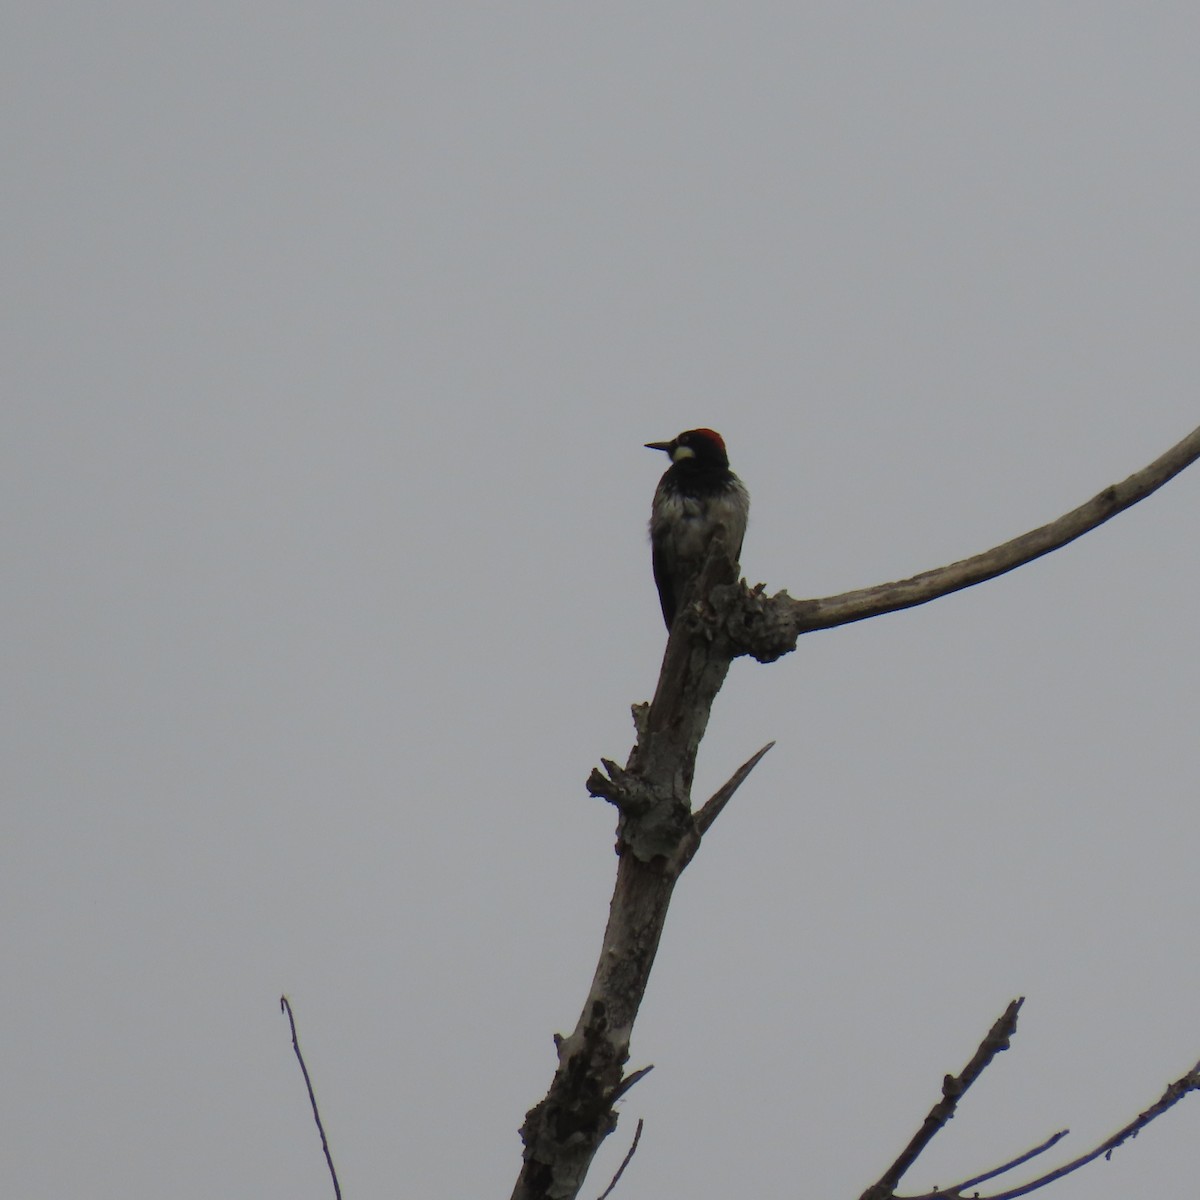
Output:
945,1129,1070,1194
860,998,1024,1200
862,999,1200,1200
595,1118,644,1200
510,424,1200,1200
731,421,1200,662
965,1055,1200,1200
280,995,342,1200
694,741,775,838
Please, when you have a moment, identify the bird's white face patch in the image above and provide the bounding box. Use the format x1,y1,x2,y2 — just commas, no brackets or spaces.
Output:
671,444,696,463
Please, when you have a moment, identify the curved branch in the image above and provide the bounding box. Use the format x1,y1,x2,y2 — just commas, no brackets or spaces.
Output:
733,422,1200,661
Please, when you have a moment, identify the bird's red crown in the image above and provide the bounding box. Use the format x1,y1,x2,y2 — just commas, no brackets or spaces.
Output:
683,428,726,453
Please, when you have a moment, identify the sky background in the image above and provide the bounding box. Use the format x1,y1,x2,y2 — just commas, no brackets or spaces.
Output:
5,5,1200,1199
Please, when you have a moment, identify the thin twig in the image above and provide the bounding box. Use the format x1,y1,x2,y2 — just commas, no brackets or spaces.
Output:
595,1118,644,1200
280,995,342,1200
892,1051,1200,1200
973,1056,1200,1200
860,999,1023,1200
945,1128,1069,1192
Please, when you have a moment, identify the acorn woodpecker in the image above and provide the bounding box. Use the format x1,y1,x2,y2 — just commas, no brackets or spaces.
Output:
645,428,750,630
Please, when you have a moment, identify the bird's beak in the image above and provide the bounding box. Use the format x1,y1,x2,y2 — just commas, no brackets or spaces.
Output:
644,440,673,453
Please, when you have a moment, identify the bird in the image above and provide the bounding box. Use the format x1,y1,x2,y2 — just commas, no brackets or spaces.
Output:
645,428,750,630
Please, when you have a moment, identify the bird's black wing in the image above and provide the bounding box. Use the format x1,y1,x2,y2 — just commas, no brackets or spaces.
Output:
650,533,677,630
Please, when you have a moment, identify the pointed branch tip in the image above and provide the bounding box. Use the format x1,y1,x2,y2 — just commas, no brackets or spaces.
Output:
694,741,776,838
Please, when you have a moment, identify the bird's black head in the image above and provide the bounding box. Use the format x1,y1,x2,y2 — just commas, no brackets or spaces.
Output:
644,428,730,470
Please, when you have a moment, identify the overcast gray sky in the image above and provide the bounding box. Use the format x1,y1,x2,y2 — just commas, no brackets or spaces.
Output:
6,5,1200,1199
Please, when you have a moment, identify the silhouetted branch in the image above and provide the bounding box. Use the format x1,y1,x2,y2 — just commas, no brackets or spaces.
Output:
966,1054,1200,1200
595,1118,644,1200
281,995,342,1200
860,999,1023,1200
945,1128,1069,1193
862,1002,1200,1200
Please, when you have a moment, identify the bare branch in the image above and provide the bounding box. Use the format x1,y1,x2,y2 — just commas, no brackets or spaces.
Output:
608,1064,654,1105
512,583,742,1200
870,1033,1200,1200
511,425,1200,1200
595,1118,644,1200
860,998,1024,1200
944,1128,1069,1193
693,741,775,838
280,995,342,1200
970,1055,1200,1200
733,422,1200,661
